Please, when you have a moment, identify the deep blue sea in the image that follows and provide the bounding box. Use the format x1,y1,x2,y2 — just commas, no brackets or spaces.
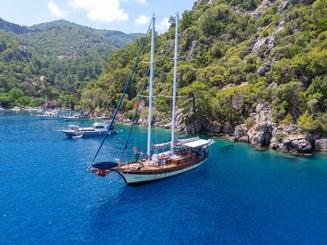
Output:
1,112,327,244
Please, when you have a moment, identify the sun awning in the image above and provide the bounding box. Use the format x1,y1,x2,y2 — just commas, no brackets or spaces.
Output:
152,142,171,149
181,139,213,149
177,137,200,144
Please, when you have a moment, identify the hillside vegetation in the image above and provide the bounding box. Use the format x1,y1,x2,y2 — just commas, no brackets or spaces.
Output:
0,18,140,107
80,0,327,136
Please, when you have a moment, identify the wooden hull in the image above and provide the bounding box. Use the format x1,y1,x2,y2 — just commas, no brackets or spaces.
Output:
116,159,206,185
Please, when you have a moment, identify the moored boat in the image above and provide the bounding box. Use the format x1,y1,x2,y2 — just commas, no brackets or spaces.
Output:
90,14,214,185
112,138,214,184
35,110,60,119
61,122,116,138
9,106,21,112
59,113,82,120
59,99,84,120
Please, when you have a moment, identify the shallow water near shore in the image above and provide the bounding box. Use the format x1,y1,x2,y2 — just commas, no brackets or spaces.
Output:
1,112,327,244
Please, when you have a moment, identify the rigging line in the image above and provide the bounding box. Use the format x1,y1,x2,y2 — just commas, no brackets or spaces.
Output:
119,69,150,162
92,22,152,163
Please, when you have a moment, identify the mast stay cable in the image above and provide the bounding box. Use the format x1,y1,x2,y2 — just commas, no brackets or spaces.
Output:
118,71,150,162
92,22,152,163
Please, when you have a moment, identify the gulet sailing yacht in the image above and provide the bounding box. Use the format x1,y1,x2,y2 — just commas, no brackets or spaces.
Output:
91,14,214,185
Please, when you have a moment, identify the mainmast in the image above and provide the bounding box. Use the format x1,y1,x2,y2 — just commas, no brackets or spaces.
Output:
147,15,155,160
170,13,179,156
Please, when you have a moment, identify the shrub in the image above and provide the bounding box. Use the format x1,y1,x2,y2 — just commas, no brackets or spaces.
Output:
0,93,10,108
199,4,230,36
245,117,255,127
317,113,327,134
281,114,293,124
298,111,319,132
307,76,327,111
272,81,304,122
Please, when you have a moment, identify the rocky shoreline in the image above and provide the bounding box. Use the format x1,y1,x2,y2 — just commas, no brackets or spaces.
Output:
115,102,327,155
232,103,327,155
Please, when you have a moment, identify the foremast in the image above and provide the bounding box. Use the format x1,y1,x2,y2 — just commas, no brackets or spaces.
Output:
170,13,179,156
147,15,155,161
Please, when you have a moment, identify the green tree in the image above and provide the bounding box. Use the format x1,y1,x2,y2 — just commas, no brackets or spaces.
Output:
298,111,319,132
8,88,24,104
199,4,230,36
307,76,327,111
0,92,10,108
312,0,327,32
272,81,304,122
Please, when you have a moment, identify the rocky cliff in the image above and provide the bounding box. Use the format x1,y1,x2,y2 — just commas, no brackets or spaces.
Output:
236,102,315,154
82,0,326,155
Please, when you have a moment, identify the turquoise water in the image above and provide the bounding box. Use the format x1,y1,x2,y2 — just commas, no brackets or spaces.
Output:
1,112,327,244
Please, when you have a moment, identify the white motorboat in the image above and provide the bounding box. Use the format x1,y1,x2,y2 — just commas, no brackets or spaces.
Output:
9,107,21,112
61,122,116,138
60,114,81,120
35,110,60,120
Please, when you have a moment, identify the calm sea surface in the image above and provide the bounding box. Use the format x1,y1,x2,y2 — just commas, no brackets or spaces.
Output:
1,112,327,244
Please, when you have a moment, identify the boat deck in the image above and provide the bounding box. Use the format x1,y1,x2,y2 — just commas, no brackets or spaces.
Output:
115,153,203,174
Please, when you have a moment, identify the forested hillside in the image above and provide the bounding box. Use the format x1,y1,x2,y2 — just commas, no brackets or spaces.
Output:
80,0,326,139
0,18,141,107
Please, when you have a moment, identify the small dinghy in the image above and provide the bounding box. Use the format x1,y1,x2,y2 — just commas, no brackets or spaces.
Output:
91,162,118,177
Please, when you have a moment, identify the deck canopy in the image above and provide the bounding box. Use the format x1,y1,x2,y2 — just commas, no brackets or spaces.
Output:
181,139,213,149
152,137,214,150
152,142,171,150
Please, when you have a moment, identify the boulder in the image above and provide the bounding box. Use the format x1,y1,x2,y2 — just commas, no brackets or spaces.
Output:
248,123,273,147
175,109,187,132
234,124,249,143
239,136,250,143
270,124,313,154
163,122,172,129
257,63,271,76
267,82,278,90
255,102,272,124
244,102,274,148
207,121,222,134
122,118,132,123
154,118,170,128
315,139,327,152
275,20,285,33
222,122,234,135
231,93,244,113
278,0,289,11
138,118,147,126
288,136,312,153
252,36,274,58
